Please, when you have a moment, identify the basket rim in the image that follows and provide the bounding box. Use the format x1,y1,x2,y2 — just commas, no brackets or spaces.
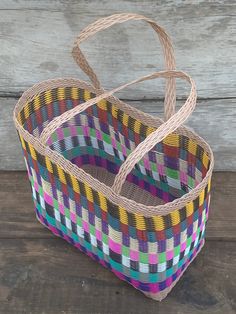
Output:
13,77,214,217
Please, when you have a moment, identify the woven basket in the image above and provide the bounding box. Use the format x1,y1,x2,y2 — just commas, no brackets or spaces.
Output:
13,13,214,301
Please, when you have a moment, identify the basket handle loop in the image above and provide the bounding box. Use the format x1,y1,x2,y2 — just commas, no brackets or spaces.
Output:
72,13,176,120
112,73,196,194
40,70,196,195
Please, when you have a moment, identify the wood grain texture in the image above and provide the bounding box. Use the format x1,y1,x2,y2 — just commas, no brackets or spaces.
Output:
0,239,235,314
0,0,235,99
2,97,236,170
0,171,235,241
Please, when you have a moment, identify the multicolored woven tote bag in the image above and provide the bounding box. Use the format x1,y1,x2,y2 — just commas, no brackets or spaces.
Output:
13,13,214,301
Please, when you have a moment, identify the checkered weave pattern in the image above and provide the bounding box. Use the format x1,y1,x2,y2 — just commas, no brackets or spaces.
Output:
15,84,213,300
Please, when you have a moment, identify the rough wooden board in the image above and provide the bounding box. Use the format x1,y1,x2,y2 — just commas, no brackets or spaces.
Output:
0,0,235,98
0,239,235,314
0,171,235,241
0,97,25,170
1,97,236,171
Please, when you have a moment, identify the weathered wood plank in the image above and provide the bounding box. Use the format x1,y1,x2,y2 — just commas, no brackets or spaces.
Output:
2,97,235,171
0,239,235,314
0,171,235,241
0,98,25,170
0,0,235,98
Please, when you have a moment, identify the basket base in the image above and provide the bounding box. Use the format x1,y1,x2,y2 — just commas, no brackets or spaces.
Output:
80,164,165,206
144,238,205,301
35,211,205,302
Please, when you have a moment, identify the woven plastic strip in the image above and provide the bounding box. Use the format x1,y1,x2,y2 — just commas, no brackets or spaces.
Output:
72,13,176,120
13,13,214,301
40,70,196,198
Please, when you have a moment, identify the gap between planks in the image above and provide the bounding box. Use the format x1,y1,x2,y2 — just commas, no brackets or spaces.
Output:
1,92,236,102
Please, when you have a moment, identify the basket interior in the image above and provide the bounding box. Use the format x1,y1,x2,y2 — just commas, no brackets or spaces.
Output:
18,86,211,206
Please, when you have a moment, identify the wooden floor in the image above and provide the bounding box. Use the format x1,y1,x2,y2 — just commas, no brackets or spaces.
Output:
0,171,235,314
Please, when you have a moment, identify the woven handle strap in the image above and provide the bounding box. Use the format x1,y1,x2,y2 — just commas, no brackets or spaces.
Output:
72,13,176,120
112,73,196,194
39,70,196,195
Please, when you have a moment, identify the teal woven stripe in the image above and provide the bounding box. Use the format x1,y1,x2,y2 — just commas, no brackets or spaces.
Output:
51,125,200,190
30,170,207,252
35,197,205,283
33,180,207,272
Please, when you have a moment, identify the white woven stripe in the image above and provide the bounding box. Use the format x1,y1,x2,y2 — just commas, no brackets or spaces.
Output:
30,166,207,256
31,168,206,274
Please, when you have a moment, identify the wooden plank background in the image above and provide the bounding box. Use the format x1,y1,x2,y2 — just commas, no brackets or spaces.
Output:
0,0,236,170
0,0,236,98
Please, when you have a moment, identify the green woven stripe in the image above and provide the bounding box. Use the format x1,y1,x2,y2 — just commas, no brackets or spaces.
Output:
35,200,205,283
32,174,207,264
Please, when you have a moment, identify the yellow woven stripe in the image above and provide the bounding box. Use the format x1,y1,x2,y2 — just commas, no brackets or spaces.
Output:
135,214,146,231
31,95,41,113
153,216,165,231
122,113,129,127
23,104,31,121
163,133,179,147
146,126,154,136
57,166,66,184
170,210,180,226
98,193,108,212
17,110,24,125
119,207,128,225
134,120,141,134
188,140,197,155
71,87,79,100
202,152,210,169
44,90,53,105
84,90,91,101
186,201,194,217
97,99,107,110
111,105,118,119
45,156,53,173
199,189,205,207
19,134,26,150
85,184,94,203
57,87,65,101
28,143,37,160
207,179,211,193
70,175,80,193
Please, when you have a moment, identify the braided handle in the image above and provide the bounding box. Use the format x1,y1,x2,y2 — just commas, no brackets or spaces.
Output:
72,13,176,120
112,73,196,194
39,70,196,195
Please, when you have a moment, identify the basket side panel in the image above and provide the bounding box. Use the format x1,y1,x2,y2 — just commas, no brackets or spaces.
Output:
17,132,212,300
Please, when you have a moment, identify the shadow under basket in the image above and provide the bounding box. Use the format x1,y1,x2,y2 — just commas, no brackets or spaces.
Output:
14,81,213,301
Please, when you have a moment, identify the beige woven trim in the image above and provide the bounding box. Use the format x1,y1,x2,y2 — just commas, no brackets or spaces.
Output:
39,70,197,195
13,77,214,217
39,70,193,142
111,71,196,194
14,78,164,129
72,12,176,120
